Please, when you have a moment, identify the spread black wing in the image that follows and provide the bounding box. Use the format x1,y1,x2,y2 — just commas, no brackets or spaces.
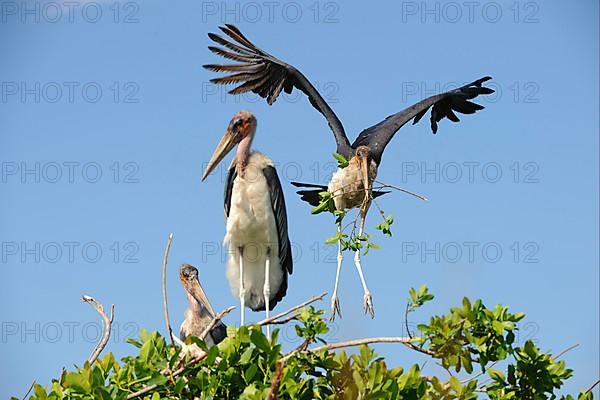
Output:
290,181,390,207
262,165,293,310
352,77,494,164
204,24,352,157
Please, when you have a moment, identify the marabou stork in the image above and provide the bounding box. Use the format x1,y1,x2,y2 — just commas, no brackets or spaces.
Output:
201,110,293,333
179,263,227,346
203,25,494,320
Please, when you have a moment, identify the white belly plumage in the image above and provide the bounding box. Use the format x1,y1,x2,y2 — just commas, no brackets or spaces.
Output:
328,159,378,211
224,154,284,310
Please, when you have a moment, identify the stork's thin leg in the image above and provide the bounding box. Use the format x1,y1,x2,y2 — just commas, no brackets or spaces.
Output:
354,216,374,318
330,222,343,321
238,246,246,326
263,246,271,337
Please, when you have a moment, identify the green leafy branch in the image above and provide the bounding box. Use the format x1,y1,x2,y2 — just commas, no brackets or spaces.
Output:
23,287,596,400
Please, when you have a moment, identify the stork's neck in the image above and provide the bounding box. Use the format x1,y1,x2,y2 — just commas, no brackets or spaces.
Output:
235,133,253,176
185,291,210,317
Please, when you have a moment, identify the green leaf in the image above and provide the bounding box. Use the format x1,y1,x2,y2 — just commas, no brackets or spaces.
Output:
333,153,349,168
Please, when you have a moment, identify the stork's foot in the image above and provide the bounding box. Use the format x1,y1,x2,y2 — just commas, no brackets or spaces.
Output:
363,293,375,319
330,294,342,321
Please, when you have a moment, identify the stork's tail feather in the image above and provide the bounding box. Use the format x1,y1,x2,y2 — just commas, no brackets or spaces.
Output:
290,182,328,207
290,181,390,207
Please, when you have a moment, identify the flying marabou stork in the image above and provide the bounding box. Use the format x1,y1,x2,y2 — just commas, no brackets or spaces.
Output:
201,110,293,333
203,24,494,320
179,263,227,346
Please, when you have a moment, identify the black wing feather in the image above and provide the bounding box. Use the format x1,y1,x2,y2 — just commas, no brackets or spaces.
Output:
262,165,293,310
209,321,227,345
290,181,390,207
204,24,352,157
352,76,494,164
224,165,236,218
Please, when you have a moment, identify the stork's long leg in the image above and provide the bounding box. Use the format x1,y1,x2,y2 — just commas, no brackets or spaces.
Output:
238,246,246,326
330,222,343,321
354,216,374,318
263,246,271,337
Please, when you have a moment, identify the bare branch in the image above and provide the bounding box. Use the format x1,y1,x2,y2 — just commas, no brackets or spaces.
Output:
199,306,236,341
586,378,600,394
374,180,428,202
162,233,175,348
554,343,579,359
267,360,284,400
281,335,432,362
257,292,327,326
81,295,114,364
21,380,35,400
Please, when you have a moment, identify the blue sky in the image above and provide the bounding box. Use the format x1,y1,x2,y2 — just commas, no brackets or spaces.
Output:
1,0,598,397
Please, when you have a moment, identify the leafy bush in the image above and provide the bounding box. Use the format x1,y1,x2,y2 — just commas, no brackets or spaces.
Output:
21,287,594,400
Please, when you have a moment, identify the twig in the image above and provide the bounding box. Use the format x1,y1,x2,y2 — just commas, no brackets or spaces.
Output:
281,336,430,362
21,380,35,400
162,233,175,348
265,314,301,325
81,295,115,364
198,306,235,341
554,343,579,359
257,292,327,326
586,378,600,394
374,180,428,202
404,302,413,339
267,360,284,400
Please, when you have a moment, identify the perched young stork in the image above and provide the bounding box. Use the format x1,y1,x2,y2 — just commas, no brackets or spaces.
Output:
179,264,227,346
203,24,494,320
201,110,293,333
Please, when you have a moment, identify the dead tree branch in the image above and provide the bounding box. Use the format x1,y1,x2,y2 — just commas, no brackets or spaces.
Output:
81,295,114,364
162,233,175,348
257,292,327,326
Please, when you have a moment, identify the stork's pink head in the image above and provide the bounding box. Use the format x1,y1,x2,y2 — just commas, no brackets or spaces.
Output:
202,110,257,181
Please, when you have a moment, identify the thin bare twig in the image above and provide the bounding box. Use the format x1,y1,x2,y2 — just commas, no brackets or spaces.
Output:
257,292,327,326
21,380,35,400
404,302,413,339
267,360,285,400
554,343,579,359
81,295,114,364
374,180,428,202
281,336,428,362
198,306,235,341
586,378,600,394
162,233,175,348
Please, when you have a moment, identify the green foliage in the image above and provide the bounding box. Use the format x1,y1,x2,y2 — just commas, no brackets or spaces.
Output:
311,155,396,255
23,288,593,400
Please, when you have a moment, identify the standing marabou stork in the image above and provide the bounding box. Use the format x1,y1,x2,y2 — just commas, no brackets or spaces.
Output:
203,24,494,320
179,263,227,346
201,110,293,334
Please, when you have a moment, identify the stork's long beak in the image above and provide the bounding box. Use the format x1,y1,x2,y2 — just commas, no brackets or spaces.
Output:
187,277,216,316
202,128,237,181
